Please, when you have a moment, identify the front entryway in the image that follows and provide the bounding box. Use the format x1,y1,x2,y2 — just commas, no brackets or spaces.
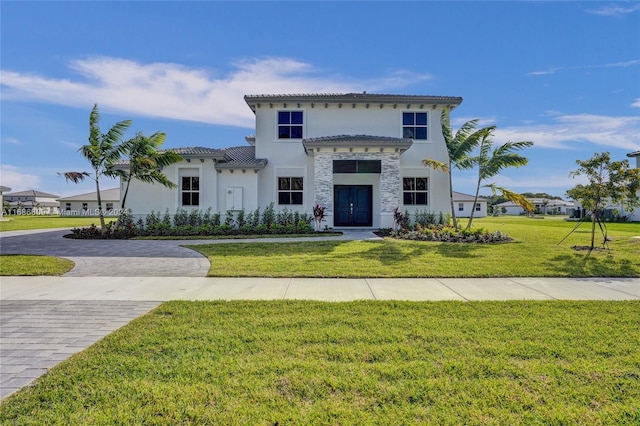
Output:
334,185,372,227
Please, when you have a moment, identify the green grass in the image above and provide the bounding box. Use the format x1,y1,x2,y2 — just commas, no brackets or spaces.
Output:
0,255,74,275
0,215,105,232
1,300,638,425
189,217,640,278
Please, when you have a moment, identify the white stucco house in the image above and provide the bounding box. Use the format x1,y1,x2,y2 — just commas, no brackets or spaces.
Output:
122,93,463,228
452,192,488,218
495,198,574,216
58,188,121,216
607,150,640,221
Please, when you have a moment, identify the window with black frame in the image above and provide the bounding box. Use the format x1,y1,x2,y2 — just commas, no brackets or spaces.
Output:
403,177,428,205
278,111,303,139
181,176,200,206
278,177,303,205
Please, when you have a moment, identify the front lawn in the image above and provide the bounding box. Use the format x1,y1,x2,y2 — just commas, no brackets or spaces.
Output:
189,217,640,277
0,215,104,232
1,301,638,424
0,255,74,276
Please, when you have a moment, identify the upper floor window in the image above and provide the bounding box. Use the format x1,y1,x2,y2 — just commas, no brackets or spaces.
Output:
181,176,200,206
403,177,428,205
278,111,303,139
278,177,303,205
403,112,428,140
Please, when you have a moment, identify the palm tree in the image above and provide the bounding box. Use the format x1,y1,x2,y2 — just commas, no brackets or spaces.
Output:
63,104,131,233
120,132,182,209
422,108,491,229
466,131,533,229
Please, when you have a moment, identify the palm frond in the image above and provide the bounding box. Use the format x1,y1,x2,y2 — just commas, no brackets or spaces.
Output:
422,158,449,173
58,171,91,184
485,183,535,212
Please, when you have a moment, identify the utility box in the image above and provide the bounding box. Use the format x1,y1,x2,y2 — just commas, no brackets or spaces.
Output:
226,187,243,211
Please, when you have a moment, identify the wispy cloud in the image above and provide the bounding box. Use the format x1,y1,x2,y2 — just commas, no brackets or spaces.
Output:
58,140,81,150
586,4,640,17
0,56,432,128
492,113,640,150
527,59,640,76
0,165,40,190
632,98,640,108
2,136,21,145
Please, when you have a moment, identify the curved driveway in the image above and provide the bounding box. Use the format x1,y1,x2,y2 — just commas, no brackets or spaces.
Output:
0,228,379,277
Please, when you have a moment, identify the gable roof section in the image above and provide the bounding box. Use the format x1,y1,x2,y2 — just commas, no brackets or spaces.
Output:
5,190,60,198
244,93,463,112
452,192,489,202
58,188,120,202
627,150,640,158
302,135,413,155
215,146,268,170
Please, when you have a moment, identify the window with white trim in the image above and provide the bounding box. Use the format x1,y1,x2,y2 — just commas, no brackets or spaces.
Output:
458,203,464,211
403,177,428,205
403,112,428,140
475,203,481,211
278,177,303,205
278,111,303,139
181,176,200,206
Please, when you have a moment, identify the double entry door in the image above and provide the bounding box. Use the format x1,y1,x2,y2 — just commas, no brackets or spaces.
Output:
334,185,372,227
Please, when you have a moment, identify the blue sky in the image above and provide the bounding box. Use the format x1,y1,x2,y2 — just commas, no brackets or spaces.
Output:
1,1,639,199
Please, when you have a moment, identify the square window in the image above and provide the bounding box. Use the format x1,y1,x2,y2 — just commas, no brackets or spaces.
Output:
278,111,304,139
402,112,428,140
403,177,428,205
278,177,303,205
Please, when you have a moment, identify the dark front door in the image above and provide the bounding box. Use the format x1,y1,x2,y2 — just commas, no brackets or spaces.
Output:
334,185,372,227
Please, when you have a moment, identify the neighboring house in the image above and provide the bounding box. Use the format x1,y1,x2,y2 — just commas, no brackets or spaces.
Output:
495,198,574,216
58,188,121,216
452,192,488,218
606,150,640,221
4,190,60,215
122,93,463,228
0,186,11,220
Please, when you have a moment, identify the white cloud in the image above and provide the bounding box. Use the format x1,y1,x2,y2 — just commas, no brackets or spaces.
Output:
526,59,640,76
58,140,81,150
586,4,640,16
632,98,640,108
0,56,432,128
0,165,40,191
2,136,21,145
492,113,640,150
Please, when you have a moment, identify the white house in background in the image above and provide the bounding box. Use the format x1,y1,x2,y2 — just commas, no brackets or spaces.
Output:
0,186,12,220
3,190,60,215
58,188,121,216
607,150,640,221
452,192,488,218
495,198,574,216
122,93,464,228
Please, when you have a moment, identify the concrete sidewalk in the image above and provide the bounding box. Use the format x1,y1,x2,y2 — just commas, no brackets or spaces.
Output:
1,276,638,400
2,276,639,302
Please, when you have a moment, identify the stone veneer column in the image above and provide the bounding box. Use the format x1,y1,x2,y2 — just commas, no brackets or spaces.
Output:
380,153,401,214
313,152,334,210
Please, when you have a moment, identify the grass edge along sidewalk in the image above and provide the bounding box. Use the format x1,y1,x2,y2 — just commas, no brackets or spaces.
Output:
1,300,638,425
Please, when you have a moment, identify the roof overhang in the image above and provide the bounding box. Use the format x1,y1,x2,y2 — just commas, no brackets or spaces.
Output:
244,93,463,113
302,135,413,156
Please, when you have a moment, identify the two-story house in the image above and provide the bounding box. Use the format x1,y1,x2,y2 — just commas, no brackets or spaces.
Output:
122,93,463,228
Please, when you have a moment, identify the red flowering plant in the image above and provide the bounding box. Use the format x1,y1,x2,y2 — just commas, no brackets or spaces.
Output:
313,204,326,231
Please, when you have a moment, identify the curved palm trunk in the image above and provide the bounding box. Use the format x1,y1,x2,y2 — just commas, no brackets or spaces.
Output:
466,177,482,230
121,176,132,210
448,161,458,229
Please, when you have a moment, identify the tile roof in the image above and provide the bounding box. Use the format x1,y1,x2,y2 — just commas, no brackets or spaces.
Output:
245,93,463,105
215,146,268,170
302,135,413,154
4,190,60,198
168,146,225,156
